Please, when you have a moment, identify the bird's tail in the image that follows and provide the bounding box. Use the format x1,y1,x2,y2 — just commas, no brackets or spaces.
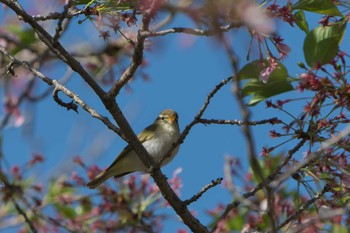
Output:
86,170,113,189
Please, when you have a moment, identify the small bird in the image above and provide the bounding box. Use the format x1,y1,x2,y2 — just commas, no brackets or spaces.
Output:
87,109,180,189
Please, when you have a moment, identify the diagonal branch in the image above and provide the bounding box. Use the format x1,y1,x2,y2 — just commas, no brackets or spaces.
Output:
270,124,350,189
160,76,234,166
0,46,121,136
11,198,38,233
210,138,307,232
184,178,223,205
0,171,37,233
105,30,145,98
100,6,209,232
223,32,277,231
0,0,106,99
141,22,243,37
101,100,209,232
274,185,331,232
52,0,74,44
198,117,279,126
52,87,78,112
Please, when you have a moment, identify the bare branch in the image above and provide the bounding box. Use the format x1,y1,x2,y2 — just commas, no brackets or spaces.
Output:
1,2,208,230
270,124,350,189
198,117,279,126
210,138,308,232
159,76,234,166
11,199,38,233
274,185,331,232
52,88,78,112
141,22,243,37
0,0,106,99
100,8,209,232
105,30,145,98
31,7,87,21
282,207,345,233
0,46,121,136
52,0,74,44
209,186,258,233
184,178,223,205
0,172,37,233
224,29,277,230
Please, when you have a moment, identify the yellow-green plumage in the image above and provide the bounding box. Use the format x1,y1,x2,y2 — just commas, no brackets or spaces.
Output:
87,109,180,189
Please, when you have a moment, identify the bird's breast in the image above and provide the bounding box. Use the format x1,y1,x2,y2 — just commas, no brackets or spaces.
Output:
141,130,179,163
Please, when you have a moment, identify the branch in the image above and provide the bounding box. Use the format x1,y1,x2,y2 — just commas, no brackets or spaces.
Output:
210,138,308,232
198,117,279,126
0,0,106,99
30,7,87,21
0,172,37,233
274,185,331,232
52,0,74,44
184,178,223,205
52,88,78,112
11,199,38,233
105,30,145,98
224,30,277,230
0,46,121,136
280,207,344,233
159,76,234,166
141,22,243,37
26,68,73,102
100,8,209,232
270,124,350,189
209,185,260,233
102,99,209,233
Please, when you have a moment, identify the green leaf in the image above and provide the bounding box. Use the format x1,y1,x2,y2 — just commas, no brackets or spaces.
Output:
7,25,36,46
332,225,349,233
19,29,36,45
294,10,309,33
238,60,294,106
55,204,77,219
5,25,36,54
303,19,347,67
226,215,244,230
46,178,73,203
73,0,96,6
292,0,343,16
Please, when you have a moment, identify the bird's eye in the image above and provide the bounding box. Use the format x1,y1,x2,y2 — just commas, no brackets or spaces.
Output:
160,116,165,120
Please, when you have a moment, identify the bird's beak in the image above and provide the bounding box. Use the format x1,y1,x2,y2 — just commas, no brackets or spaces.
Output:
168,113,178,123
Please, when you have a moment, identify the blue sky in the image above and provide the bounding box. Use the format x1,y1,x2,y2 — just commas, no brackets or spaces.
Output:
1,2,347,232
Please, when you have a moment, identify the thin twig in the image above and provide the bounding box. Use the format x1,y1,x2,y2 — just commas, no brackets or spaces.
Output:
52,87,78,112
25,68,73,102
0,173,37,233
52,0,73,44
210,138,307,232
198,117,279,126
270,124,350,188
210,185,261,233
31,8,87,21
0,46,121,136
0,0,106,99
282,207,344,233
184,178,223,205
275,185,331,232
159,76,233,166
224,29,277,230
141,22,243,37
105,30,145,98
11,199,38,233
99,8,210,233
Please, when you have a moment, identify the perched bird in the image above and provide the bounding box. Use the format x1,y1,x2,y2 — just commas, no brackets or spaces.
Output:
87,109,180,189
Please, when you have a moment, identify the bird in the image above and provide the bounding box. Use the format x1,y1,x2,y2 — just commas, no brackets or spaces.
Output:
87,109,180,189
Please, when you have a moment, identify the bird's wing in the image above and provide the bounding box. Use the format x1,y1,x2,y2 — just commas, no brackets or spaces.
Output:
105,123,156,172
